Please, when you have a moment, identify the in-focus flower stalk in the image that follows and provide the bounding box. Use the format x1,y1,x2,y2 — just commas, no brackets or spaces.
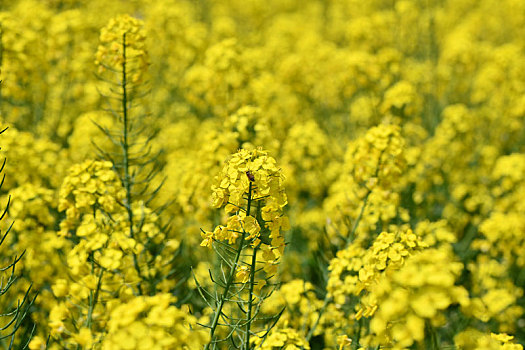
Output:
200,148,289,349
205,182,254,350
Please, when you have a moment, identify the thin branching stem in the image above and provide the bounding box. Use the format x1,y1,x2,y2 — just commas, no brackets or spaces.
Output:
86,267,104,329
425,321,440,350
120,32,143,295
305,294,330,342
304,188,372,344
345,186,373,246
0,128,37,347
244,244,258,350
205,183,254,350
305,152,385,344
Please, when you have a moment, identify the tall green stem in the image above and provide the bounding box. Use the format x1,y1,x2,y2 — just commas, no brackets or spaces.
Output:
205,183,253,349
244,245,258,349
345,187,373,246
86,267,104,329
120,32,143,295
424,321,440,350
305,164,380,343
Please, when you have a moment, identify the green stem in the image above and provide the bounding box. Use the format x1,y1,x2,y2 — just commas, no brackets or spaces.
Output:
306,172,376,343
121,32,143,295
205,183,253,349
244,245,258,349
305,295,330,342
86,267,104,329
345,186,373,245
305,193,370,343
425,321,440,350
352,318,363,350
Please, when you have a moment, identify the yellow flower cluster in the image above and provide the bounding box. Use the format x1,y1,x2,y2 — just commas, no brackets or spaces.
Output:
224,106,277,153
350,124,406,190
414,220,457,247
455,330,524,350
282,119,338,200
253,327,310,350
182,38,253,117
211,148,287,212
58,160,125,224
327,228,426,308
324,124,407,242
102,294,209,349
463,255,523,332
0,127,68,190
262,280,325,337
46,160,182,347
95,14,148,83
204,148,289,276
68,111,117,162
6,184,66,288
363,248,469,349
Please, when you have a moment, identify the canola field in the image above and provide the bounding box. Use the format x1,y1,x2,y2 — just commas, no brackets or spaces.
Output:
0,0,524,349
